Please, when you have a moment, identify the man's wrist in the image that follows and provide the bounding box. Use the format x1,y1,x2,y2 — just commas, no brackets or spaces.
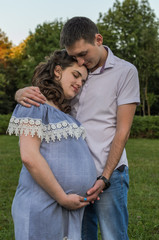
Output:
97,175,111,190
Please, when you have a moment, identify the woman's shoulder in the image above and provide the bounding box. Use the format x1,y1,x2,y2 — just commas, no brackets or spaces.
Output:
12,103,47,119
7,103,86,142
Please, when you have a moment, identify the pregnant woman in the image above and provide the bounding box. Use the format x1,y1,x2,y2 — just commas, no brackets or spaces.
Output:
7,50,97,240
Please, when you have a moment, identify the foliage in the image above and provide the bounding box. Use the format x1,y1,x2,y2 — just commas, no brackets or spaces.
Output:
26,20,63,63
17,20,64,88
97,0,159,116
0,28,12,62
0,32,27,114
0,114,11,134
0,71,15,114
0,57,22,114
0,0,159,115
0,20,63,114
0,136,159,239
130,115,159,138
0,113,158,138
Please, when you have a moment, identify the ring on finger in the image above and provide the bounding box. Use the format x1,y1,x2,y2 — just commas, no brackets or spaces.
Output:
23,97,26,101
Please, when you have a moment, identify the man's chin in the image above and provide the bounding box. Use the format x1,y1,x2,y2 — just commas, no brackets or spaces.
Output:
85,63,92,70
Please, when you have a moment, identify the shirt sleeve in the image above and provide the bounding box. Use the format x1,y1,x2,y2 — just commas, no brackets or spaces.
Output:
117,63,140,106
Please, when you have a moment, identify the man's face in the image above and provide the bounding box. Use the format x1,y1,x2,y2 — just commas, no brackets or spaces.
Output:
66,35,105,72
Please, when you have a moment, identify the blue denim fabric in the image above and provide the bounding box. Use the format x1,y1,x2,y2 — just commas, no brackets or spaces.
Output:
82,166,129,240
82,203,98,240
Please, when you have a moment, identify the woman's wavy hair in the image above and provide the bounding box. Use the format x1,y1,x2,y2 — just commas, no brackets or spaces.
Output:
32,50,78,113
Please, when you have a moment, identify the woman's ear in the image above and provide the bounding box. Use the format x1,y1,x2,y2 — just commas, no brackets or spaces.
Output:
54,65,62,81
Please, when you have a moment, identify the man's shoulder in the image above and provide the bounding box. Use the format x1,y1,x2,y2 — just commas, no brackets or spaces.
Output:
106,46,137,72
113,55,138,75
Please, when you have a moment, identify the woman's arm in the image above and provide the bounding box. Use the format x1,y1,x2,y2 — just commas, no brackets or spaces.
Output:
20,133,89,210
15,86,46,107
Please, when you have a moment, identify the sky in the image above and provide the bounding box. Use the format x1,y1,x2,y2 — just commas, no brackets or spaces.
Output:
0,0,159,46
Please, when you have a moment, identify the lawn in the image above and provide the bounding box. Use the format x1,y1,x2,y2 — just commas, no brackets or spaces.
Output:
0,136,159,240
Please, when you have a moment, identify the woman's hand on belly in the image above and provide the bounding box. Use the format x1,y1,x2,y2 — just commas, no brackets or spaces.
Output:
59,194,90,210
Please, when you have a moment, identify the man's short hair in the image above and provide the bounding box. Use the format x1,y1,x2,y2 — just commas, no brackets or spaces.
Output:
60,16,99,48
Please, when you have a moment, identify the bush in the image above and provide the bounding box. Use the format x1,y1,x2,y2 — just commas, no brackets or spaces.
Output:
1,114,159,138
0,114,11,134
130,116,159,138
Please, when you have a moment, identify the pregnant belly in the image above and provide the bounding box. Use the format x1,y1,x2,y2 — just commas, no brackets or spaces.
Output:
56,170,96,196
41,139,97,196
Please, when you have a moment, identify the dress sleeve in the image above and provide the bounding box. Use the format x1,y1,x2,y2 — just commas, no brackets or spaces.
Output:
7,104,86,143
7,104,44,140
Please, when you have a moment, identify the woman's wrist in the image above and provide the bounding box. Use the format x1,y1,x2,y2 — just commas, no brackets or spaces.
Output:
55,192,67,206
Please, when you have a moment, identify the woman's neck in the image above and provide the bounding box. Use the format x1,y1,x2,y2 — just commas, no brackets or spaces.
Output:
45,100,60,110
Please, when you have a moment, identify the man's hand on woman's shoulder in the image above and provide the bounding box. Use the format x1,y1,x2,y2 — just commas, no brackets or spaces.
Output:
15,86,46,107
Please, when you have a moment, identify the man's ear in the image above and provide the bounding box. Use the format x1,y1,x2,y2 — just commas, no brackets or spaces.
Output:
54,65,62,81
95,34,103,46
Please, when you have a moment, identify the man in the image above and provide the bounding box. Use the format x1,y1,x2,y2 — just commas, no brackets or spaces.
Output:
16,17,140,240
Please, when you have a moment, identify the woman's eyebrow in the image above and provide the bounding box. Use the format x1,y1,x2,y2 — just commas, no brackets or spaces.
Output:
73,70,82,76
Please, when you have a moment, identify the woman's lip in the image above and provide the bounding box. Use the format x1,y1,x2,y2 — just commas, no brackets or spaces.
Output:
72,85,79,93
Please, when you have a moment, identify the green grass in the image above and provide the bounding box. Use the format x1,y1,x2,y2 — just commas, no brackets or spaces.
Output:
0,136,159,239
126,139,159,240
0,135,21,240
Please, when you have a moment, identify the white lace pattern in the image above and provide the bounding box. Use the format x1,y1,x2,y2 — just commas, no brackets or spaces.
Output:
7,116,86,143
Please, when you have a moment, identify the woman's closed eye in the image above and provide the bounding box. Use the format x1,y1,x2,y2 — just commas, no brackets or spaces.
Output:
73,73,80,78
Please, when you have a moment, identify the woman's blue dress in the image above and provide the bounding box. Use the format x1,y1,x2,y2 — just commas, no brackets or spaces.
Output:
7,103,97,240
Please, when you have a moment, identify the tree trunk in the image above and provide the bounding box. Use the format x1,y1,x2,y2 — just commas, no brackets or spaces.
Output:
145,78,151,116
142,88,145,116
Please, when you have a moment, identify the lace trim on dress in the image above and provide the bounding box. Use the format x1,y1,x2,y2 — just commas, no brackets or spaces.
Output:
7,116,86,143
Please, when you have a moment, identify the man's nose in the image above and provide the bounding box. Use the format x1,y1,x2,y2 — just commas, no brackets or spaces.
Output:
76,57,85,66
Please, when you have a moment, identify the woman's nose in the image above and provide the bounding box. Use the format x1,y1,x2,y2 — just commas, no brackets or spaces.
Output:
77,79,83,87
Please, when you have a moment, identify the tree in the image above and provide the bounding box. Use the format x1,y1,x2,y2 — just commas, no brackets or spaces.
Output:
0,28,12,63
97,0,159,115
0,73,13,114
137,0,159,116
0,29,14,113
17,20,64,88
26,20,63,62
0,20,64,113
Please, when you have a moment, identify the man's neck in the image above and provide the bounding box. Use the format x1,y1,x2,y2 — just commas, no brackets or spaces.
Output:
90,46,108,72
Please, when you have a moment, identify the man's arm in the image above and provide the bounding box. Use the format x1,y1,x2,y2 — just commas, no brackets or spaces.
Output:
85,103,137,202
102,103,136,178
15,86,46,107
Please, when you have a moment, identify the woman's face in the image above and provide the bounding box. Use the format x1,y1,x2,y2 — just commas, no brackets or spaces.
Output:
58,62,88,99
